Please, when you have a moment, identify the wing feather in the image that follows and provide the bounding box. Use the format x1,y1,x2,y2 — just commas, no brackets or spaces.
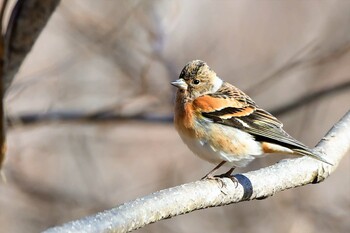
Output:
196,82,309,151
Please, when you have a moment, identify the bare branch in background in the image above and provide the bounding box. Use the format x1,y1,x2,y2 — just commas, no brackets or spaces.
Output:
0,0,9,178
270,80,350,116
0,0,60,172
7,79,350,126
43,110,350,233
4,0,61,92
246,40,350,95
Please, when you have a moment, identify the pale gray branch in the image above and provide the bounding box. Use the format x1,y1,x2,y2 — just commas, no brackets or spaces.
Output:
43,110,350,233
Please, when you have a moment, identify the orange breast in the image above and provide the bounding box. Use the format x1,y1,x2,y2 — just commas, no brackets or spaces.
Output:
174,99,207,139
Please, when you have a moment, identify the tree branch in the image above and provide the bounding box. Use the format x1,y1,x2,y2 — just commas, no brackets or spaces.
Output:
7,79,350,126
43,110,350,233
0,0,8,178
0,0,60,173
4,0,61,92
270,80,350,116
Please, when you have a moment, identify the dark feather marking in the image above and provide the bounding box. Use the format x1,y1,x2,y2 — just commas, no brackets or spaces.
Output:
202,106,249,116
201,82,312,152
202,109,309,151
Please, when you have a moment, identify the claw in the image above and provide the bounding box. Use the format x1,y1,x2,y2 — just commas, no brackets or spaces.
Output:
201,163,238,192
214,167,239,188
202,175,227,194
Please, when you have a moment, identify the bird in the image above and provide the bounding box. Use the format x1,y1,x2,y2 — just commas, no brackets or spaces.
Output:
171,60,332,180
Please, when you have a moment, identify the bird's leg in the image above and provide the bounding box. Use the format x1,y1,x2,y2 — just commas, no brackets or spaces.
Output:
216,166,238,187
218,167,236,177
201,161,226,180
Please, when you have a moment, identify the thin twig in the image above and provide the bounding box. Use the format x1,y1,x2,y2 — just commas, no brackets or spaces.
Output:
270,80,350,116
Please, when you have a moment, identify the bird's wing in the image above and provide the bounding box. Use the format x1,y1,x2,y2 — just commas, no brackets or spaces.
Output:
193,82,308,150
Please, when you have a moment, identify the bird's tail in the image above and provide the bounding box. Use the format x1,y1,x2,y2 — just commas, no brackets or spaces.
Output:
293,148,333,165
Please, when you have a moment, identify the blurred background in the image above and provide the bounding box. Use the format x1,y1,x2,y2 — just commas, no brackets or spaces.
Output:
0,0,350,232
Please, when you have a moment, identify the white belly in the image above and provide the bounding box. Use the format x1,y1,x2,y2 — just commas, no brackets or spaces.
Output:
178,123,264,167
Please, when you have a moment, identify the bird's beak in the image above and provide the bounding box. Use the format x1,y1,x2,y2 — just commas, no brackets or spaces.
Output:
171,79,187,90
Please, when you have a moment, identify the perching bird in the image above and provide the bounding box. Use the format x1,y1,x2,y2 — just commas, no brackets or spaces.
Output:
171,60,332,179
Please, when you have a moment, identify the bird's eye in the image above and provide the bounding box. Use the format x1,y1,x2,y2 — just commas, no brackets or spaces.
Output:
193,79,200,85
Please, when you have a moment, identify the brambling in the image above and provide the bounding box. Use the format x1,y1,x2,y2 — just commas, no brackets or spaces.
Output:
171,60,332,180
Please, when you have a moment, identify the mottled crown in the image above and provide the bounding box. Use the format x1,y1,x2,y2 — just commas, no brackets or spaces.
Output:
179,60,213,81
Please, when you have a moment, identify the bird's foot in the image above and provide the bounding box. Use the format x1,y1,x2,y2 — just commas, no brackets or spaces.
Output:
202,174,238,195
214,173,238,188
201,174,227,193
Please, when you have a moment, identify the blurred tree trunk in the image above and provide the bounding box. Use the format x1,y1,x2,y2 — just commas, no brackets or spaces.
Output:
0,0,60,173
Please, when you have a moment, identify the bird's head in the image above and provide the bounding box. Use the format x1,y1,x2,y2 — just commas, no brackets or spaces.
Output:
171,60,223,99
